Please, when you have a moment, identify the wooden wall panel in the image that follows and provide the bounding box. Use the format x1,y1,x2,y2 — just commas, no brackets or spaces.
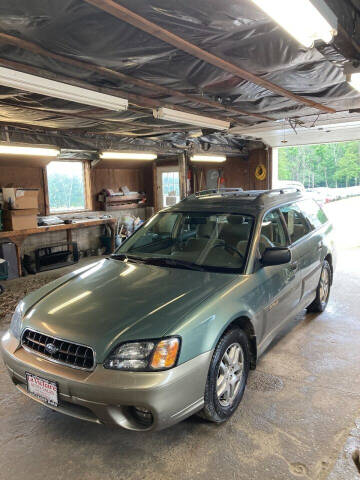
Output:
0,165,46,214
248,148,270,190
91,166,154,209
193,156,250,191
190,149,270,192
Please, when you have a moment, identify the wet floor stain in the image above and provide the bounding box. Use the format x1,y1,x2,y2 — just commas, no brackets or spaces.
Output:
247,371,284,392
289,462,308,477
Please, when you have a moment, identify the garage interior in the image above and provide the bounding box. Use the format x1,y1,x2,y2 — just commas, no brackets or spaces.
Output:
0,1,360,479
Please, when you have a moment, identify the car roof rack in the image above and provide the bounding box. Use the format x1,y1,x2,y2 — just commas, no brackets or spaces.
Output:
185,188,244,200
183,187,302,205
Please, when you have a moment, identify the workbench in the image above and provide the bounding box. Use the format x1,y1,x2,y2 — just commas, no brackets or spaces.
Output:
0,217,116,277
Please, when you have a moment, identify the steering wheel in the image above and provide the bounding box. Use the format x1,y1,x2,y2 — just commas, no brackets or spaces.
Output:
211,240,244,261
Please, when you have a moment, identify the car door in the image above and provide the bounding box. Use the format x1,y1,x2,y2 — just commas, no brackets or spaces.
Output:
279,202,320,308
256,208,302,342
295,200,325,304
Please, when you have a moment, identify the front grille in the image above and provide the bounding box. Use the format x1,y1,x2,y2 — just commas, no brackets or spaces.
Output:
21,329,95,370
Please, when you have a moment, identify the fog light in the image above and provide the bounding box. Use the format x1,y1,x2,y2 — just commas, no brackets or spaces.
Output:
132,406,153,427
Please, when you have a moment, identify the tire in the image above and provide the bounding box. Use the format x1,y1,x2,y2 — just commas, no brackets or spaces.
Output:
307,260,331,313
199,328,250,423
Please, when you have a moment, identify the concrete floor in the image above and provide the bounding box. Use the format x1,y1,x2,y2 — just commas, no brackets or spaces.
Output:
1,205,360,479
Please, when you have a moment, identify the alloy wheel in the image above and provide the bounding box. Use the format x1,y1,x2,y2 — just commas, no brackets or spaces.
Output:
319,267,330,304
216,342,244,407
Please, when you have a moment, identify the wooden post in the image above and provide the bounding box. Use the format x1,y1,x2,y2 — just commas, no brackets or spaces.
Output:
178,153,187,200
42,167,50,216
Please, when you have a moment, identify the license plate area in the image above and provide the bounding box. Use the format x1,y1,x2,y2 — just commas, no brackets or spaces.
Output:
26,372,59,407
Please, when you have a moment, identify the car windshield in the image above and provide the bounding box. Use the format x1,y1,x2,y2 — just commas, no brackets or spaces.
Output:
115,211,254,273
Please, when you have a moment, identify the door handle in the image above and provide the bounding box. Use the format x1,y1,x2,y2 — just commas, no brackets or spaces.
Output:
289,261,298,272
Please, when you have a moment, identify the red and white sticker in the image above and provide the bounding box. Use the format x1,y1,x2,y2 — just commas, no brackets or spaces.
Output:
26,373,58,407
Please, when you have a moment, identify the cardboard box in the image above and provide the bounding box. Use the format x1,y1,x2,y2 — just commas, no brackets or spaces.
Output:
3,209,38,231
1,188,39,210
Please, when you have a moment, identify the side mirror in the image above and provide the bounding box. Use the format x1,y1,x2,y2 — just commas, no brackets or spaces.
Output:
261,247,291,267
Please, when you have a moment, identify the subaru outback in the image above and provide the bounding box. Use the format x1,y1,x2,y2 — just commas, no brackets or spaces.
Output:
1,188,335,431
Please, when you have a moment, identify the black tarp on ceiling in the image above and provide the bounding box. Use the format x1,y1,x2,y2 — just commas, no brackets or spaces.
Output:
0,0,358,153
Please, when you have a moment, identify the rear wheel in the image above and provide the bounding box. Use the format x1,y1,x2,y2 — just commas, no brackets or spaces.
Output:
307,260,331,313
200,328,250,423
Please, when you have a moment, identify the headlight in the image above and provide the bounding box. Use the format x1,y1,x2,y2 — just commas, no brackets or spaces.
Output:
10,301,25,339
103,337,180,371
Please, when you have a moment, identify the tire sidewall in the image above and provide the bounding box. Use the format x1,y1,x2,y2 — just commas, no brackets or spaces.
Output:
204,328,250,422
318,260,331,310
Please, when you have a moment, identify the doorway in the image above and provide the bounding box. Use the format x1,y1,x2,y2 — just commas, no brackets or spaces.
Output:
156,166,180,209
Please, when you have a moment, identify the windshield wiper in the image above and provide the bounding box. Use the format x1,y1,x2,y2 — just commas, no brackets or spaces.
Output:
142,257,205,271
110,253,146,263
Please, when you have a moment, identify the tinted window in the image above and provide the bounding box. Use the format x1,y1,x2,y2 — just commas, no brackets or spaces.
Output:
260,210,287,255
297,199,328,229
280,204,311,244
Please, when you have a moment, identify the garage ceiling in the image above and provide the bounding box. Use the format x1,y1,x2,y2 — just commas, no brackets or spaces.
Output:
230,111,360,147
0,0,359,154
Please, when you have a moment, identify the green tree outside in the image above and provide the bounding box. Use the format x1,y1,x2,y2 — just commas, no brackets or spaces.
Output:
278,141,360,188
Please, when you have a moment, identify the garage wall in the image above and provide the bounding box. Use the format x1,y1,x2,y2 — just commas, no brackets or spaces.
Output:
248,148,271,190
191,149,270,191
0,165,47,215
91,164,154,209
0,161,155,258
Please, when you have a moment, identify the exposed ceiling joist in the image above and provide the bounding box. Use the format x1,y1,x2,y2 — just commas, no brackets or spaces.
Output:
0,32,270,122
83,0,336,114
0,57,246,127
0,101,190,131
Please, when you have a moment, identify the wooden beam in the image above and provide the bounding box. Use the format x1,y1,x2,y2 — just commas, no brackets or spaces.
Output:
41,167,50,216
0,57,245,126
0,101,185,131
83,0,336,114
0,32,270,121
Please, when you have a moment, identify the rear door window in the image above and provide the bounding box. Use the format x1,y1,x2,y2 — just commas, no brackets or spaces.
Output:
280,204,311,244
297,199,328,229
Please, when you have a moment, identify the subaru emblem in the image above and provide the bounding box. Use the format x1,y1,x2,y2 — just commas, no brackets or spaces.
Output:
45,343,59,354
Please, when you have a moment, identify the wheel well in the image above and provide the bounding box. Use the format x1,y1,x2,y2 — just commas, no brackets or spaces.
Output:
325,253,333,284
225,316,257,370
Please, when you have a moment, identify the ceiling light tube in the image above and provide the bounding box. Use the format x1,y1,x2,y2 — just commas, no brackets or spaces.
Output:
153,107,230,131
251,0,337,48
190,155,226,163
100,151,157,160
0,67,128,112
0,144,60,157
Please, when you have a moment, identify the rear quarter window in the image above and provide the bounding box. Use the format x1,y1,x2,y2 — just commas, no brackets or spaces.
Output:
297,199,328,229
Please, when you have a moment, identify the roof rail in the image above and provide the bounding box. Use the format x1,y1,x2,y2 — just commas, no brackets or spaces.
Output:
183,187,302,204
256,188,302,201
185,188,244,200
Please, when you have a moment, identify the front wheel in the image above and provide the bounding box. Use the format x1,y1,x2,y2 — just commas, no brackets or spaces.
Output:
199,328,250,423
307,260,331,313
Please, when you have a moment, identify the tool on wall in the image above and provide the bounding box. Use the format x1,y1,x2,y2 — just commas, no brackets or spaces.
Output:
217,168,225,188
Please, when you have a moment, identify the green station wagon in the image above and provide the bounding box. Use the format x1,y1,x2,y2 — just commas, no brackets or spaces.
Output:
1,188,336,431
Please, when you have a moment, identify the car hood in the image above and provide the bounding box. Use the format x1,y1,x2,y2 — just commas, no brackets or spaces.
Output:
20,258,235,362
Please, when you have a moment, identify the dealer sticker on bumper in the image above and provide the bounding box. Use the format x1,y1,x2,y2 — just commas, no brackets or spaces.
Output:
26,372,58,407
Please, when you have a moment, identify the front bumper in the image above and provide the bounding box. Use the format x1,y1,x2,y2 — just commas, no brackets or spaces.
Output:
1,331,212,431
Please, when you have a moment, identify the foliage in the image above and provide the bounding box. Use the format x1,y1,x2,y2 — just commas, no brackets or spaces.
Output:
278,141,360,188
47,162,85,211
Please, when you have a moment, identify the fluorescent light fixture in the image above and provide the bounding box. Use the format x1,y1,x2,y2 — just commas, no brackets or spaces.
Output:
251,0,337,48
348,72,360,92
0,67,128,112
100,151,157,160
153,107,230,130
190,154,226,163
0,144,60,157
